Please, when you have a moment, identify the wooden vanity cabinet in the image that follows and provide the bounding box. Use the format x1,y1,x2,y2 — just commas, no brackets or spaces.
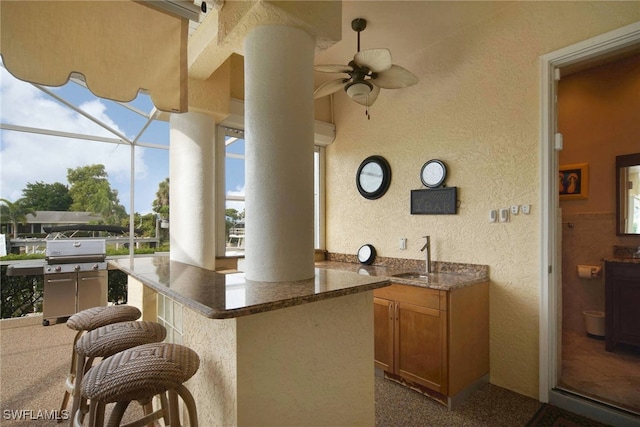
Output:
605,261,640,352
374,282,489,403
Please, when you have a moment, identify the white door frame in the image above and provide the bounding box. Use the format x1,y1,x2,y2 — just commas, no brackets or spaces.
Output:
539,21,640,425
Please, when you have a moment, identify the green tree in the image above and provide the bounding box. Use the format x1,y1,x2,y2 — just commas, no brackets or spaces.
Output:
152,178,170,219
132,212,157,237
152,178,170,244
225,208,244,239
67,164,127,224
0,198,36,238
21,181,73,211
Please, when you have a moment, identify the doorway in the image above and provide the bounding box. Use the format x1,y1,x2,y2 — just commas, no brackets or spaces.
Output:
540,21,640,426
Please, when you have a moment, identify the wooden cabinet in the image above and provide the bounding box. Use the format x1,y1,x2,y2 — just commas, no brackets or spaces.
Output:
374,282,489,407
605,261,640,352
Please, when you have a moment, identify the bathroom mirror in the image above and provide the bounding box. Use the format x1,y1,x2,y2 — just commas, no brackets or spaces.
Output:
616,153,640,235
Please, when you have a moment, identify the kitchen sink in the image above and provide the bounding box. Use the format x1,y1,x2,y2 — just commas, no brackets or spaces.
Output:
391,272,430,280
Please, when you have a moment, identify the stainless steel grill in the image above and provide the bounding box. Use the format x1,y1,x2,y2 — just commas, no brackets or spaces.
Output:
42,239,108,326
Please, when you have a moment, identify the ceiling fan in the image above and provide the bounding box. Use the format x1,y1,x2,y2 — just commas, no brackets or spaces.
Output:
314,18,419,118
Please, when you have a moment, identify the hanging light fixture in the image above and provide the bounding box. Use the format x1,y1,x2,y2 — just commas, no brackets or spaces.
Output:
346,81,372,100
345,80,373,119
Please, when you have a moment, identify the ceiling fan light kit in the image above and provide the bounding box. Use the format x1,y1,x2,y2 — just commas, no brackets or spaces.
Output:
346,81,372,101
314,18,419,118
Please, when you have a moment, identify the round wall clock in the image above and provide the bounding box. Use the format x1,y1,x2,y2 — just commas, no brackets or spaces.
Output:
357,244,376,265
420,159,447,188
356,155,392,199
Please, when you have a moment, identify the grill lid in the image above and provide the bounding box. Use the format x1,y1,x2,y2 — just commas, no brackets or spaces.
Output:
45,239,106,261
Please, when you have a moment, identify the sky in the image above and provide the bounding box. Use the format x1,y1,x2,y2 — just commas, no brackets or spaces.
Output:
0,61,171,215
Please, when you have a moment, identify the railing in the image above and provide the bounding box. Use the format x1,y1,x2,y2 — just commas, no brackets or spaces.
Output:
8,237,160,254
0,264,128,319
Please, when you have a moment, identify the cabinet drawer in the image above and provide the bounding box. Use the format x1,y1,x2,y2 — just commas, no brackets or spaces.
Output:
607,262,640,279
374,284,444,311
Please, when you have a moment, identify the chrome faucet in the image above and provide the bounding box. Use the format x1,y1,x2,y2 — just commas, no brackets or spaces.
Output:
420,236,431,273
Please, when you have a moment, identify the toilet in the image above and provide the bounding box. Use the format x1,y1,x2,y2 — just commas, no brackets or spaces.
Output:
583,310,605,338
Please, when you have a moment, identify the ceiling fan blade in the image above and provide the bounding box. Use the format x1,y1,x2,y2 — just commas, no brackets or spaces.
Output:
372,65,419,89
354,49,392,73
314,64,353,73
314,78,346,99
351,84,380,107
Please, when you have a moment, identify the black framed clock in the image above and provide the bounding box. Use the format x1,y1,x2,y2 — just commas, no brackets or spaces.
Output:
357,244,376,265
420,159,447,188
356,155,392,199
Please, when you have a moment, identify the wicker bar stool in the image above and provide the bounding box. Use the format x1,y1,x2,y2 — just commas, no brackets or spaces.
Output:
70,321,167,425
61,306,142,416
78,343,200,427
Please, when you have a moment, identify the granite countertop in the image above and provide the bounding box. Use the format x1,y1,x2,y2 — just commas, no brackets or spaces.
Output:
110,257,390,319
605,246,640,263
603,257,640,264
315,260,489,291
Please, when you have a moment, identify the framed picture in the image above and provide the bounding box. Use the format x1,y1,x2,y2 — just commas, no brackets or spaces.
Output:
559,163,589,200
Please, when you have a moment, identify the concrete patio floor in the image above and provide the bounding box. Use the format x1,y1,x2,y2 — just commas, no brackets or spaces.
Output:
1,314,544,427
0,315,145,426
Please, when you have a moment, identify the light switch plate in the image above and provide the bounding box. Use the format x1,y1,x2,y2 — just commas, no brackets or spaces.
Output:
499,208,510,223
489,210,497,223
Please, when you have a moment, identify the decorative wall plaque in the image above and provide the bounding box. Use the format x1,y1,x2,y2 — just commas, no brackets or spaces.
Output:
410,187,457,215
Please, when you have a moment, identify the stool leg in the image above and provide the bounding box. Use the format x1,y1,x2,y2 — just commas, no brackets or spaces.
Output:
70,354,94,426
59,331,83,419
168,390,181,426
105,401,130,427
175,385,198,427
158,393,170,426
142,400,156,427
85,400,106,427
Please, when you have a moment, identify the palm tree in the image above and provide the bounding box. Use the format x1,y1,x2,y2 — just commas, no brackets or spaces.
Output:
0,198,36,238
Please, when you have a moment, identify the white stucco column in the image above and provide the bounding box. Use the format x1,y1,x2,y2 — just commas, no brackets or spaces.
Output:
169,112,216,270
244,25,315,282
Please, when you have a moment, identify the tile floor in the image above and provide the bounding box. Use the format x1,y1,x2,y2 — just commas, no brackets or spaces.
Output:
560,329,640,414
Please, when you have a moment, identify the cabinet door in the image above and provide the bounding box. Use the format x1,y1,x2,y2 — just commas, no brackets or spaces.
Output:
43,273,76,319
77,270,108,311
374,297,394,371
395,301,447,393
606,263,640,351
615,279,640,345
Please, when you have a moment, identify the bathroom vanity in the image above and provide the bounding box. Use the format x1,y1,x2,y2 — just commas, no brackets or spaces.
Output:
604,259,640,352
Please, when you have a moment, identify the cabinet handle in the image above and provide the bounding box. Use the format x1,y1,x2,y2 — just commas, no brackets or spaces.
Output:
389,303,393,320
46,278,74,284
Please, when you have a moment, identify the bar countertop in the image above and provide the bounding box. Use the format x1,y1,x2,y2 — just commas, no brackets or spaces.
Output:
110,256,390,319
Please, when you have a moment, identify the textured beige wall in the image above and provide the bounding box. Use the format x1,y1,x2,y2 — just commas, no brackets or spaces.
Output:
183,293,374,427
324,2,640,398
559,53,640,215
126,276,157,321
236,292,374,427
